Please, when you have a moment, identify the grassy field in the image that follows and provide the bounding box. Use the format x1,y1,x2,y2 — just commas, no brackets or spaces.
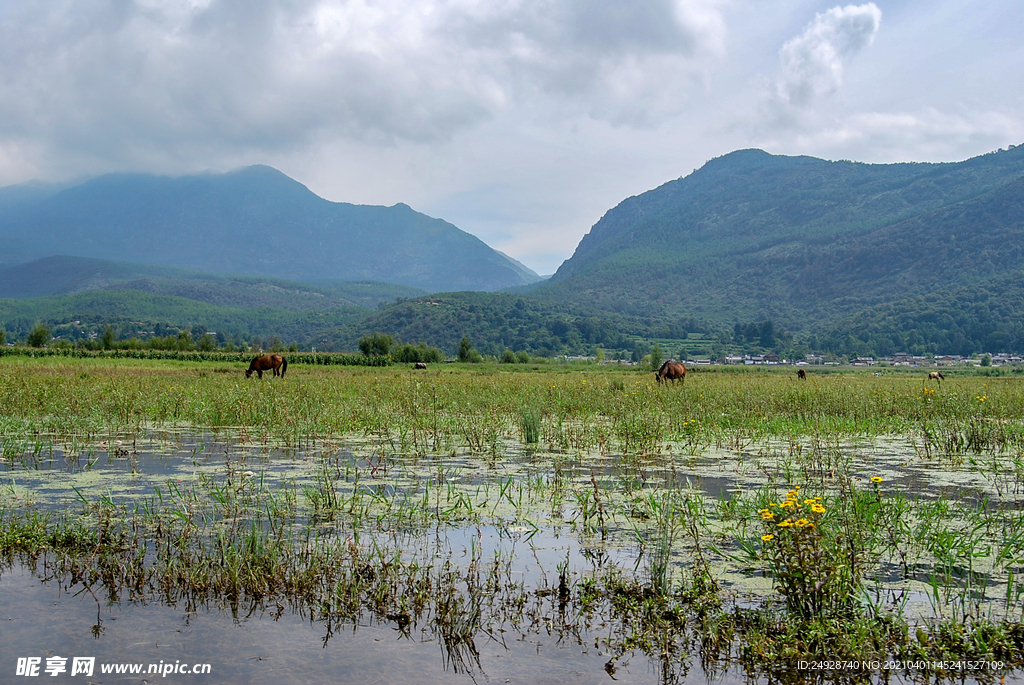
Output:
2,357,1024,682
1,356,1022,446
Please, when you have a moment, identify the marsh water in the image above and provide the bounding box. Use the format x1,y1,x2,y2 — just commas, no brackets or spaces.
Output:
2,428,1021,683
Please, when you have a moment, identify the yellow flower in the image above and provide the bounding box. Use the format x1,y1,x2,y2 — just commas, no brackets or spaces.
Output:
804,498,816,505
811,504,826,514
761,534,774,542
761,512,775,520
871,476,883,483
777,519,794,528
795,518,810,528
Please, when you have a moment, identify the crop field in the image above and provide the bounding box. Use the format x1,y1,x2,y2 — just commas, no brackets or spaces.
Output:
2,357,1024,683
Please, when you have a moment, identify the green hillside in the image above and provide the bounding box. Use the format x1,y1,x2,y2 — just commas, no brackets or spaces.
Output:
0,289,368,348
319,291,713,357
0,256,425,310
0,257,427,349
807,269,1024,357
539,146,1024,337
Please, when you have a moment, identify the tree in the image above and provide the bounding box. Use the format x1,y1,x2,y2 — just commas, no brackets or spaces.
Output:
27,324,51,348
197,333,217,351
176,330,195,351
0,329,5,346
458,336,473,362
458,336,482,363
981,353,992,367
393,341,444,363
101,325,116,350
359,332,394,356
649,343,663,371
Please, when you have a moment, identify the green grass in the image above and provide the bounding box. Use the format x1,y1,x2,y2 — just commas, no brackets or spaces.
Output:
3,357,1024,680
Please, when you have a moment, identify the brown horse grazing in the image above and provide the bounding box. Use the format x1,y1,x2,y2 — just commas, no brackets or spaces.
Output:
413,362,427,370
655,360,686,384
926,370,945,383
246,354,287,379
797,368,807,380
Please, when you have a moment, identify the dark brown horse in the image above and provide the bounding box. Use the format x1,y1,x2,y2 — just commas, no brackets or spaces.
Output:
926,370,944,383
797,368,807,380
246,354,287,379
655,360,686,384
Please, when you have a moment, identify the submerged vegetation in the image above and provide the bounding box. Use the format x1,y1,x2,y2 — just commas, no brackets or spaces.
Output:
3,358,1024,681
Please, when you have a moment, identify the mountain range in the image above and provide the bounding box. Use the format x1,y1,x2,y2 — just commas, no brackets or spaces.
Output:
0,166,541,293
2,144,1024,357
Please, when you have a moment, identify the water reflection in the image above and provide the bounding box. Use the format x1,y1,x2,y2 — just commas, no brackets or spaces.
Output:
1,562,751,685
2,428,1022,683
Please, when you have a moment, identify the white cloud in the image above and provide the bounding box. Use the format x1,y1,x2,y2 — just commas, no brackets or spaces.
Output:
778,107,1024,162
0,0,728,176
774,3,881,108
1,0,1023,273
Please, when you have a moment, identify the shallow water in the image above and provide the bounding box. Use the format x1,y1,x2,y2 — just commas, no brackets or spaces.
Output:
4,563,740,685
2,428,1023,683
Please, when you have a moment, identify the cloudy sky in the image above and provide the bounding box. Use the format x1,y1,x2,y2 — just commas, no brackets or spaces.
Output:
0,0,1021,274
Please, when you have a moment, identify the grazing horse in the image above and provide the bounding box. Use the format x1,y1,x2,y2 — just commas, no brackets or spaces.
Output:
797,368,807,380
413,362,428,370
926,370,944,383
246,354,287,379
655,359,686,384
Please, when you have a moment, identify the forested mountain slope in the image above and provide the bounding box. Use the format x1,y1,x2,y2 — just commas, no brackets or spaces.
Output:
539,146,1024,333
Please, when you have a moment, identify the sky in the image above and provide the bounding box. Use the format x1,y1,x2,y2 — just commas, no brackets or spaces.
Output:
0,0,1021,275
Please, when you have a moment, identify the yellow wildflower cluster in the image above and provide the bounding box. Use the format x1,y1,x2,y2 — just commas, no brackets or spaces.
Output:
759,488,826,534
976,395,987,402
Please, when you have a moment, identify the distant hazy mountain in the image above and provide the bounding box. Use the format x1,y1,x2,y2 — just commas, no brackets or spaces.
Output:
0,166,541,293
536,145,1024,336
